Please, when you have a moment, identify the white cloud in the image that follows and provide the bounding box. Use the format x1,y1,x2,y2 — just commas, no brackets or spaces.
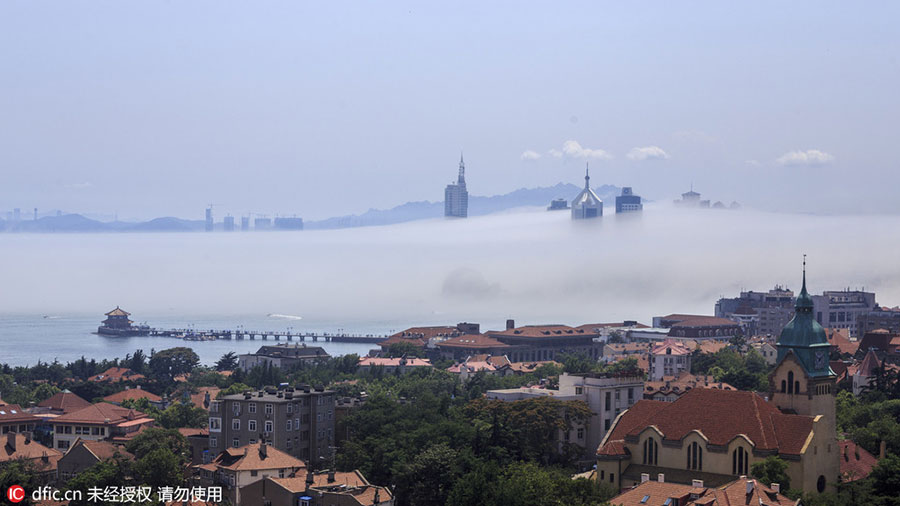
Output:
560,140,613,160
776,149,835,167
520,150,542,161
744,160,761,167
626,146,669,161
548,149,563,159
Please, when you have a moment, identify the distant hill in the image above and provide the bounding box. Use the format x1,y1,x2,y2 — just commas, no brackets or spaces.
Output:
127,217,204,232
305,182,621,229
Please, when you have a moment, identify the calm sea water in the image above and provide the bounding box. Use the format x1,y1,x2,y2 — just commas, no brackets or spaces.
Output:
0,312,404,367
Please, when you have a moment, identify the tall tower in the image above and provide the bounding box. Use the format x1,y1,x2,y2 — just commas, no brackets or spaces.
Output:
444,152,469,218
769,258,837,491
205,206,214,232
571,164,602,220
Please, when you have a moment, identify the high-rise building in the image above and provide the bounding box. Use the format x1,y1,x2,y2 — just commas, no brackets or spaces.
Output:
223,215,235,231
205,207,213,232
241,216,250,231
615,187,642,213
444,153,468,218
811,290,876,338
571,165,602,220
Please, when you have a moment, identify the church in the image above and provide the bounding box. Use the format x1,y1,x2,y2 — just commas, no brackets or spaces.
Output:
596,264,839,494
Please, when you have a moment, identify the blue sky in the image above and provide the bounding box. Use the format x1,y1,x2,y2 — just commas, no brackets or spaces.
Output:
2,1,898,220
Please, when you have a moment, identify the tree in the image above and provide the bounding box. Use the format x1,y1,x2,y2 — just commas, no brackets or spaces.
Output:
751,455,791,490
132,447,185,488
387,342,424,358
399,443,462,506
215,351,238,371
869,453,900,501
65,458,131,506
127,349,148,375
0,460,44,506
158,402,208,429
148,347,199,382
125,427,190,463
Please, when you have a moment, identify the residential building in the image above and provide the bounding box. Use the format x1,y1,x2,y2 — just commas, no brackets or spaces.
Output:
239,470,394,506
238,344,331,372
179,427,211,465
444,153,468,218
57,439,134,481
715,286,795,337
378,323,477,352
857,329,900,358
648,339,692,381
571,166,602,220
357,357,432,374
485,322,603,362
0,404,40,435
435,333,511,360
852,349,885,396
811,290,876,338
196,441,305,505
88,366,145,383
838,440,880,483
102,387,163,407
0,432,61,483
52,403,154,451
598,267,839,494
608,476,796,506
857,305,900,335
652,314,741,340
825,328,858,357
615,187,642,213
209,385,335,464
488,372,644,462
751,341,779,365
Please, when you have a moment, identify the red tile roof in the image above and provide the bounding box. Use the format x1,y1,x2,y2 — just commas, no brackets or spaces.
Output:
0,404,41,425
488,324,594,338
76,439,135,461
436,334,509,349
825,328,858,356
644,373,735,398
212,442,305,472
650,339,692,356
839,440,878,482
88,367,145,383
378,326,461,349
599,389,814,457
37,391,92,414
358,357,432,368
54,402,147,425
1,433,62,471
610,478,795,506
103,388,162,404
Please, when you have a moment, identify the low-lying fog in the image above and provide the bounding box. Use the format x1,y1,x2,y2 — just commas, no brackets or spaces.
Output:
2,205,898,329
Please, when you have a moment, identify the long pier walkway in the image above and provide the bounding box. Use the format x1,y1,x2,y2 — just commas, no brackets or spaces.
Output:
143,328,387,343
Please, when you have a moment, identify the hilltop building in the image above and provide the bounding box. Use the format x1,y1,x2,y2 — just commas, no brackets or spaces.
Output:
571,166,602,220
715,286,795,337
547,198,569,211
811,289,876,338
597,264,839,494
857,305,900,335
444,153,468,218
615,187,642,213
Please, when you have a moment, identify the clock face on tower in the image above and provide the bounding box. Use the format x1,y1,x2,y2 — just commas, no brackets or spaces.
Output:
815,350,826,369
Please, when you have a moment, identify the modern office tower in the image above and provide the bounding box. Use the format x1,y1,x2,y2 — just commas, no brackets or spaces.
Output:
444,153,468,218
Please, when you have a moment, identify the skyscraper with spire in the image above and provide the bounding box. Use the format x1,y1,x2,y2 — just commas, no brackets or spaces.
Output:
444,153,469,218
571,164,603,219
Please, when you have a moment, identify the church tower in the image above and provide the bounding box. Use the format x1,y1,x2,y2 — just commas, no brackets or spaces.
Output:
770,257,837,432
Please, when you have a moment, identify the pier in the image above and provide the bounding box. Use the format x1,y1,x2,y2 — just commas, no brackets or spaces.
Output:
143,328,387,344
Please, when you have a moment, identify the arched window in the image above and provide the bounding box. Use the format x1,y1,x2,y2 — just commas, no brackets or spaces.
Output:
687,442,703,471
787,372,794,394
781,380,786,393
643,437,658,465
732,447,749,475
817,475,826,493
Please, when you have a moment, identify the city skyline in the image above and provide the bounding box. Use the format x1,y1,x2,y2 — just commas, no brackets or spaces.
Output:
2,2,899,220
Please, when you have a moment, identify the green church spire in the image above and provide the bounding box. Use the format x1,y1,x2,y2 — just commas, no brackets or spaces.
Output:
776,257,834,377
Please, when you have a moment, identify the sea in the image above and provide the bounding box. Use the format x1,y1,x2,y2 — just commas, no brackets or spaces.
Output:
0,313,398,367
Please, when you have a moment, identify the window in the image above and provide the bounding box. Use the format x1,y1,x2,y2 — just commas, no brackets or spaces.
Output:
57,440,70,450
249,420,257,432
605,392,611,411
249,403,257,413
817,475,826,493
250,470,258,477
232,403,241,416
732,447,749,475
605,419,611,431
577,428,584,439
295,418,300,429
232,439,239,448
628,388,634,402
327,411,333,420
575,386,583,395
279,469,285,478
209,418,222,432
286,419,292,431
643,438,658,465
615,390,620,400
265,403,273,415
317,413,322,422
687,441,703,471
264,421,273,433
610,473,614,483
287,403,293,414
232,419,240,431
210,436,218,448
787,372,794,394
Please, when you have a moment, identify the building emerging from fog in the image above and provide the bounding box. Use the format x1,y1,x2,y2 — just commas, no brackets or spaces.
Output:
615,187,642,213
571,165,602,220
444,153,468,218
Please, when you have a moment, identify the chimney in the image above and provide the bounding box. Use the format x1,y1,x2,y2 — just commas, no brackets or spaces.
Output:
328,470,335,483
259,440,267,459
880,440,887,460
640,473,650,483
6,432,15,452
771,483,780,494
691,479,704,488
746,479,754,495
506,319,515,330
657,473,665,483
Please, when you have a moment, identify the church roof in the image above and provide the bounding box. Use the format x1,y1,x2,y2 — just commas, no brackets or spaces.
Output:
776,263,834,378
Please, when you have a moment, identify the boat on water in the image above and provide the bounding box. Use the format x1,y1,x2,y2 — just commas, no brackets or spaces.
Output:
96,307,150,336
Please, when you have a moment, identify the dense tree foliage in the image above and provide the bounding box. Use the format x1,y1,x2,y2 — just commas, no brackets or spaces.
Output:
691,347,770,390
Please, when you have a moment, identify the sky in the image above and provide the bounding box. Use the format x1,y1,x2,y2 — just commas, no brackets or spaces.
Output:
1,1,899,221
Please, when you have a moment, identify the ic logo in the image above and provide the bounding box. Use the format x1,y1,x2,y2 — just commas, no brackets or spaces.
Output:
6,485,25,503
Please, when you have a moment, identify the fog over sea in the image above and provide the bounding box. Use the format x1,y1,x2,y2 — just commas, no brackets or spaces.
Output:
2,204,899,367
